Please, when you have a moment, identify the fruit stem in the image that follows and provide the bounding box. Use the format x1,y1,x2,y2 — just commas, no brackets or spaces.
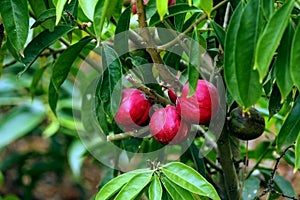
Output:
107,127,149,141
217,123,239,200
126,74,174,106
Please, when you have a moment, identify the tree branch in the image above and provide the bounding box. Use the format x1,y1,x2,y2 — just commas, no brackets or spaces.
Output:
136,0,182,91
217,123,239,200
107,127,149,141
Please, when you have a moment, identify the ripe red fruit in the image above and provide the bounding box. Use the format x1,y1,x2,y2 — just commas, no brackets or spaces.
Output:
149,106,189,144
168,0,176,6
176,80,220,125
115,88,151,130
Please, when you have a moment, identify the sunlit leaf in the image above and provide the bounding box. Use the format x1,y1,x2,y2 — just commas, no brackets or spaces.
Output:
254,0,294,82
55,0,68,25
291,18,300,90
79,0,97,20
21,26,73,74
277,96,300,149
0,0,29,52
148,174,163,200
224,1,262,108
162,162,220,200
156,0,168,21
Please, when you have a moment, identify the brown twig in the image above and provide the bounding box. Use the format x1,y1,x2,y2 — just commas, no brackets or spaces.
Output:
257,144,297,200
135,0,182,91
157,0,229,51
107,126,149,141
126,74,173,106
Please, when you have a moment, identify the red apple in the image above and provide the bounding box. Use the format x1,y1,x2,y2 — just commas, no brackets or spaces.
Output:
149,106,189,144
167,89,177,104
176,80,220,125
115,88,151,130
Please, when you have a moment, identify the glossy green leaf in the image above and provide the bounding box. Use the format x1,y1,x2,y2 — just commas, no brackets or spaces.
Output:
48,81,59,114
188,29,201,96
79,0,97,20
68,139,86,179
156,0,169,21
211,21,225,49
277,96,300,149
93,0,105,42
161,177,196,200
28,0,55,30
148,174,163,200
114,170,154,200
95,169,148,200
31,9,56,28
162,162,220,200
224,1,262,108
254,0,294,82
21,26,73,74
291,19,300,90
0,0,29,51
274,23,294,100
295,133,300,172
261,0,274,20
242,176,260,200
0,101,45,148
268,83,283,119
51,36,92,91
55,0,68,24
114,6,131,55
149,4,201,26
99,44,122,114
199,0,213,17
94,0,122,42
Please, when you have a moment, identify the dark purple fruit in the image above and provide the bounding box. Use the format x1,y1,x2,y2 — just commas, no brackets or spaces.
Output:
229,107,265,140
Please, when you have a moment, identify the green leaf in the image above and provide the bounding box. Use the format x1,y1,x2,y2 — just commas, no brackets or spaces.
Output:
114,6,131,55
55,0,68,24
0,101,45,148
161,177,196,200
188,29,201,97
277,95,300,149
199,0,213,17
68,139,86,179
48,81,59,114
0,0,29,52
148,174,163,200
254,0,294,82
156,0,169,21
149,4,201,26
79,0,97,20
224,1,262,108
114,170,154,200
211,21,225,49
242,176,260,200
162,162,220,200
291,18,300,90
95,169,146,200
268,83,283,119
31,9,56,28
94,0,122,42
28,0,55,30
261,0,274,20
274,23,294,100
21,26,73,74
273,174,296,197
99,44,122,114
51,36,92,91
295,133,300,172
93,0,105,42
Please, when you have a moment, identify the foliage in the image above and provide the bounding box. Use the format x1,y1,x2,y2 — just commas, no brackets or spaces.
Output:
0,0,300,199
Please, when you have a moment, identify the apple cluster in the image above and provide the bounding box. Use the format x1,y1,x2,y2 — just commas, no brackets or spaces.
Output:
115,80,220,144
